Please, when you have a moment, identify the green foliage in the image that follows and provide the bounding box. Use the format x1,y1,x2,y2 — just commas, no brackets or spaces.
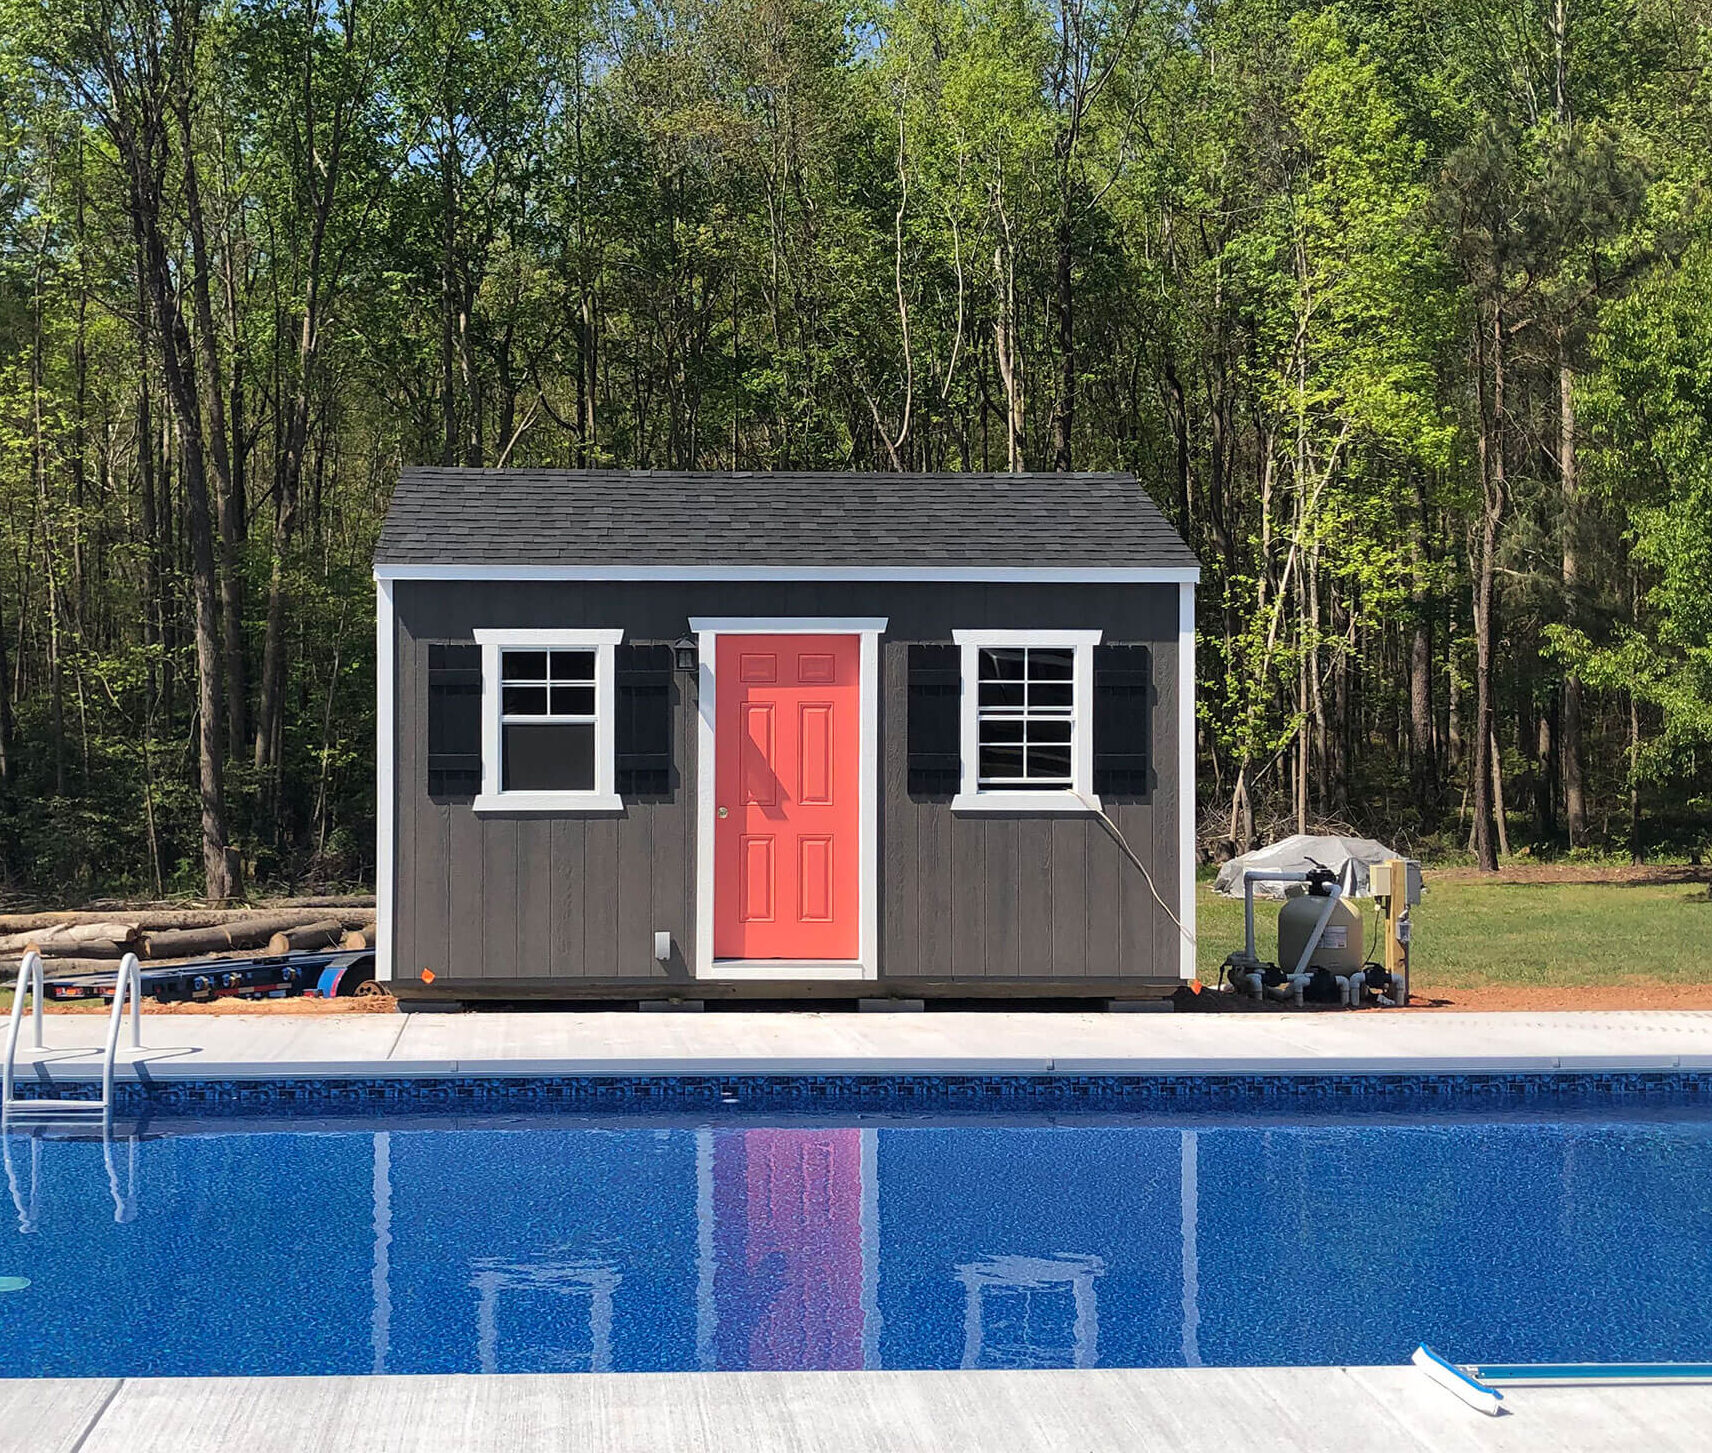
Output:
0,0,1708,901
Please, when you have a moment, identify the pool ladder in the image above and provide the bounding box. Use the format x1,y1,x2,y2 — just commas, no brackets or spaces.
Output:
3,949,143,1120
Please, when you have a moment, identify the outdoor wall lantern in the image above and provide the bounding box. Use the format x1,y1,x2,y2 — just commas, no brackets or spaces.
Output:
673,637,699,673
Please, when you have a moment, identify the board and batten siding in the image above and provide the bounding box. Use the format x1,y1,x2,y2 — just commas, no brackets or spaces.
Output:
388,580,1184,985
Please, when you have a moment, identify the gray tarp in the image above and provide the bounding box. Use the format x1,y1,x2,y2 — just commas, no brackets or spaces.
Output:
1212,833,1402,899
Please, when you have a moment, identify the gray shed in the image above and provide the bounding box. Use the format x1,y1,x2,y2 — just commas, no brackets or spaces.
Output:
374,470,1199,1004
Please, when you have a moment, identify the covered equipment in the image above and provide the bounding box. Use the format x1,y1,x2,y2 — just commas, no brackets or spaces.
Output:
1214,833,1403,899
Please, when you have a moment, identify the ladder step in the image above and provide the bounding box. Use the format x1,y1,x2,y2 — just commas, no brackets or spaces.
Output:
5,1099,106,1113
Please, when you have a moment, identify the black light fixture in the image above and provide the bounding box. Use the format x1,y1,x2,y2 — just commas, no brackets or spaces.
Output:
673,636,699,672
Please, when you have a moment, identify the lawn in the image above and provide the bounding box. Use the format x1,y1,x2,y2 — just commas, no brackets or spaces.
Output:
1195,873,1712,991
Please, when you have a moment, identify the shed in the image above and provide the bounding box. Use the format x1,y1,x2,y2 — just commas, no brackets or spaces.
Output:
374,470,1199,1004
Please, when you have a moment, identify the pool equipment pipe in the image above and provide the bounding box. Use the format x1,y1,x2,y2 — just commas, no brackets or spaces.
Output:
1226,869,1347,1000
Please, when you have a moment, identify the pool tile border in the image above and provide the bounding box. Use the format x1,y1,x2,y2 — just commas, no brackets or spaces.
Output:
10,1068,1712,1116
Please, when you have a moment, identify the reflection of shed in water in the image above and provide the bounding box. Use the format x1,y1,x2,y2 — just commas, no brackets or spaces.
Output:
956,1253,1104,1369
705,1128,874,1371
469,1255,622,1373
374,1123,1194,1374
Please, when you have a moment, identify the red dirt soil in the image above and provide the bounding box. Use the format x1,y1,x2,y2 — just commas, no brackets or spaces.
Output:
1409,981,1712,1012
1428,863,1711,887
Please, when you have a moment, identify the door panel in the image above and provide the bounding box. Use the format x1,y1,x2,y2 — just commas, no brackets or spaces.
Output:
740,836,775,923
714,634,861,960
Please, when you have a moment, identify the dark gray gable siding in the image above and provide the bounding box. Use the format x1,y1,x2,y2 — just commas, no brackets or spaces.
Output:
376,469,1199,570
391,580,1183,985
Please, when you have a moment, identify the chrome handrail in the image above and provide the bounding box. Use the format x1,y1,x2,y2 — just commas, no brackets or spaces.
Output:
4,949,144,1115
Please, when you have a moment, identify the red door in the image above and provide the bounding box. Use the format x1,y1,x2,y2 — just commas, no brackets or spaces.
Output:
714,634,860,960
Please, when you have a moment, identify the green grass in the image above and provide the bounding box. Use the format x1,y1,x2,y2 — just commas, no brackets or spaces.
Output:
1196,877,1712,988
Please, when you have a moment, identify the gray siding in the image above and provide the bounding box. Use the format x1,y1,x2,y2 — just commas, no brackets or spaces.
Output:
390,581,1183,985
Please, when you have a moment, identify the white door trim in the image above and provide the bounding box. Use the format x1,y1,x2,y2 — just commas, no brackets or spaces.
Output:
375,579,396,981
691,616,885,980
1179,581,1198,980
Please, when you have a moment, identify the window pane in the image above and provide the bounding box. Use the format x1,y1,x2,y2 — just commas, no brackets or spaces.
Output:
979,680,1027,709
979,743,1026,781
550,685,596,716
981,718,1025,745
550,650,596,682
1027,742,1073,779
1029,718,1073,744
503,722,595,791
1029,648,1074,680
503,650,548,683
1028,681,1075,710
979,648,1026,681
502,685,549,716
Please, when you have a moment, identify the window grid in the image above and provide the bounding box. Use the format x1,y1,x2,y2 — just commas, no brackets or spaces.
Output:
976,646,1076,790
499,649,597,724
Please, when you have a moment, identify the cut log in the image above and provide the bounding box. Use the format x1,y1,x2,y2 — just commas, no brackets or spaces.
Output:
0,922,137,955
3,957,130,979
22,938,126,960
140,913,329,959
259,895,376,910
2,906,376,935
342,926,376,950
264,920,346,956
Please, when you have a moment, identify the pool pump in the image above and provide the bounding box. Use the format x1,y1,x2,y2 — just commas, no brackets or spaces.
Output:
1221,864,1401,1008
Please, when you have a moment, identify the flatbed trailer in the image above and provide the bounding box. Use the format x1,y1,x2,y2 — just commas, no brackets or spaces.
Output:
41,949,377,1005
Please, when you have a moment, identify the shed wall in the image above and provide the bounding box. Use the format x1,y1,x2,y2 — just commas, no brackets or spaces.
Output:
389,581,1184,985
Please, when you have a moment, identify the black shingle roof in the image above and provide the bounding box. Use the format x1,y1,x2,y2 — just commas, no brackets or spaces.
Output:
375,469,1198,569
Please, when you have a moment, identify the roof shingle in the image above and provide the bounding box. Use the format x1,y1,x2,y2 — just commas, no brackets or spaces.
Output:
375,469,1198,569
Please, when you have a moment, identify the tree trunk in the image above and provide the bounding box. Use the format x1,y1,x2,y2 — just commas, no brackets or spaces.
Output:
106,20,236,901
1050,214,1074,470
178,99,247,755
440,128,459,465
1534,700,1557,841
1559,343,1588,847
1408,472,1436,807
1471,309,1503,873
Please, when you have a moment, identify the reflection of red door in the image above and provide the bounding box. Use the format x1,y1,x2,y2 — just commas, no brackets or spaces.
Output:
712,1129,866,1370
714,634,860,960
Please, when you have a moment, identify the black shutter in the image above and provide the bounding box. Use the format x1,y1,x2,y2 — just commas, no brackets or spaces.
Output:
427,643,483,800
615,643,674,798
1093,644,1150,799
907,643,962,799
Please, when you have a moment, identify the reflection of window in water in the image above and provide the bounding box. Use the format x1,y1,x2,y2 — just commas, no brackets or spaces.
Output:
956,1254,1103,1369
469,1255,622,1373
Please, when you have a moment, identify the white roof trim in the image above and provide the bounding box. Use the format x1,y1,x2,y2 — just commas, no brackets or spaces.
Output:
373,563,1200,584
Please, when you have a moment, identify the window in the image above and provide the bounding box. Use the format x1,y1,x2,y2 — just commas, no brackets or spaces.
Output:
951,630,1100,813
472,629,623,812
501,649,597,791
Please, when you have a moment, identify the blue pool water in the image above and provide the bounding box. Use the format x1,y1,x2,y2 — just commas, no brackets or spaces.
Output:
3,1104,1711,1376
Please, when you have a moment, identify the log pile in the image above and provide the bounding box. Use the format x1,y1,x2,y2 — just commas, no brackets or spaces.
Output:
0,905,376,977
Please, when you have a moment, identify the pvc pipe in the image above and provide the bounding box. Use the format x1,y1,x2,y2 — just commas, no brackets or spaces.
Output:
1289,883,1343,979
1335,974,1350,1007
1348,970,1367,1008
1241,869,1319,963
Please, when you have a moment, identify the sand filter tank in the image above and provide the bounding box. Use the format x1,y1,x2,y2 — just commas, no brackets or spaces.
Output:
1277,868,1363,974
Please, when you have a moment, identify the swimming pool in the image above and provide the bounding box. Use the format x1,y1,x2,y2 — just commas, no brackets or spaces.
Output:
3,1094,1710,1376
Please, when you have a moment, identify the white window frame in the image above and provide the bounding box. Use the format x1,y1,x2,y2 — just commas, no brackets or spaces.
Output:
471,627,624,813
951,629,1102,815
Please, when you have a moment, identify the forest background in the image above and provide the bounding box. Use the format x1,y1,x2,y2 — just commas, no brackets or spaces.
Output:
1,0,1709,902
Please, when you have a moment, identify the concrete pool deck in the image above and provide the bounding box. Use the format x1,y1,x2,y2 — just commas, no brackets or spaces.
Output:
7,1007,1712,1081
8,1368,1711,1452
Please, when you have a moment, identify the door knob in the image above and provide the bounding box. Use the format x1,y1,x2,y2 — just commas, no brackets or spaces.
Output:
717,806,729,819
